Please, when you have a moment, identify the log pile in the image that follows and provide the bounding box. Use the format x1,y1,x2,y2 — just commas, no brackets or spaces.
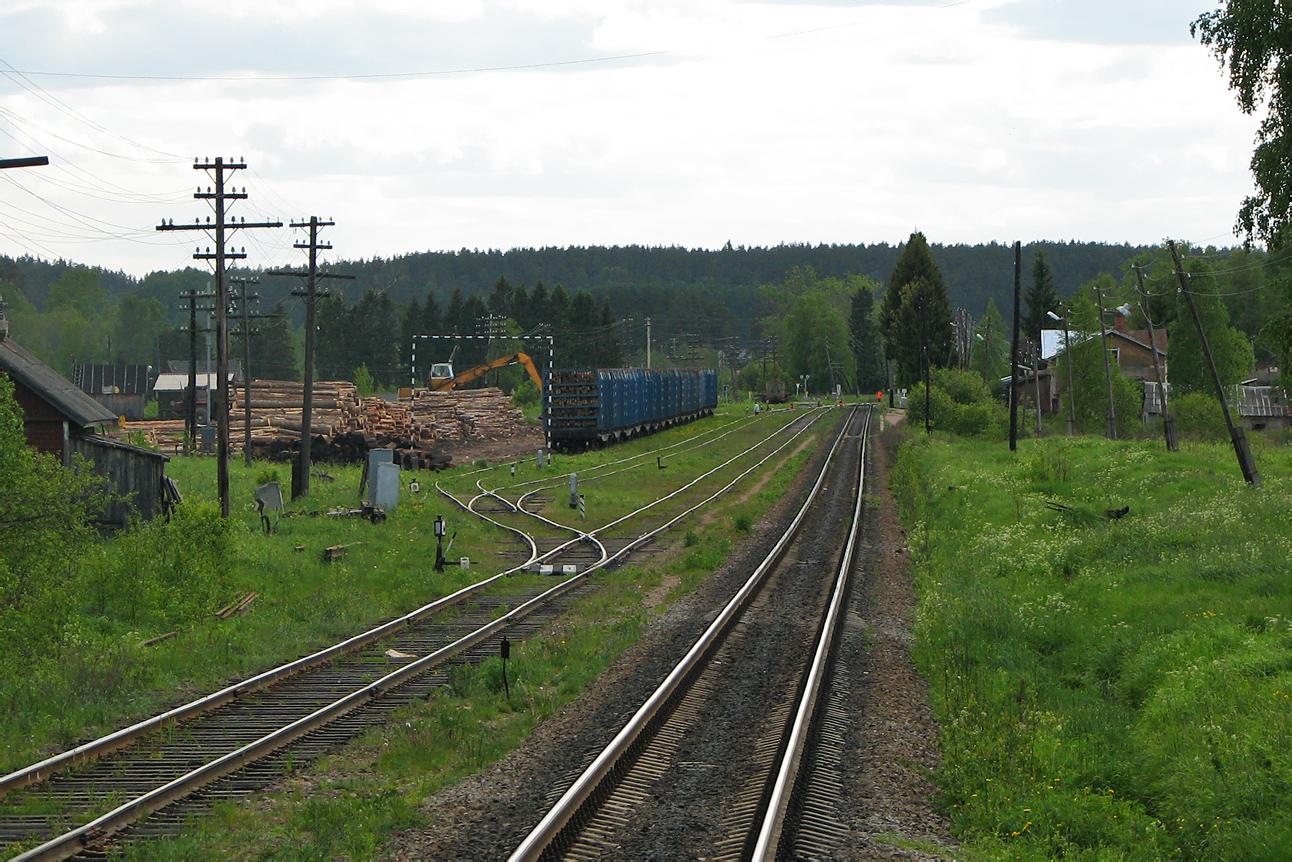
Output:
118,382,526,469
410,387,529,442
230,380,364,437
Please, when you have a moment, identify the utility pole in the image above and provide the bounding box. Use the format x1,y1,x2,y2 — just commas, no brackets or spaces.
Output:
178,286,213,449
1050,306,1077,436
1009,241,1022,451
157,158,281,517
1168,241,1260,486
646,317,652,367
1092,282,1118,440
1134,264,1177,452
230,276,272,466
1032,340,1044,435
0,156,49,169
268,218,353,500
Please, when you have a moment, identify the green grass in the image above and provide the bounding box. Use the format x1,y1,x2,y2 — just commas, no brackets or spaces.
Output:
100,410,826,859
1,405,825,834
892,431,1292,860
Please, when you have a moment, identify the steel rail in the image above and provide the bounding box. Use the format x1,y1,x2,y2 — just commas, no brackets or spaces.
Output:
441,410,822,578
508,406,858,862
7,409,829,860
470,484,611,572
497,413,761,494
0,571,518,798
751,405,873,860
507,410,782,511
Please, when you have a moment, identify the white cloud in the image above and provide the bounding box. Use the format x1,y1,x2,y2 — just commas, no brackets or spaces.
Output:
0,0,1262,277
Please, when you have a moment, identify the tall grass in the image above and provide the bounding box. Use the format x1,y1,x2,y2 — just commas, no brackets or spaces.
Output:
894,433,1292,860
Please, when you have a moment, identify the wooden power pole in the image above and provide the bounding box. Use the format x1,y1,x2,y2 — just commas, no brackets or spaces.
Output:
268,217,353,500
157,158,281,517
1134,264,1177,452
1009,241,1022,451
1093,282,1118,440
1168,240,1260,487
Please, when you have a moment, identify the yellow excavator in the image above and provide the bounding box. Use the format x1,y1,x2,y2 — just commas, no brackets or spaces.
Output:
428,352,544,392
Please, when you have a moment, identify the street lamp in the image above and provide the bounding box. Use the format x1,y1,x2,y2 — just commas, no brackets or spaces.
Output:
1048,309,1077,437
434,514,447,572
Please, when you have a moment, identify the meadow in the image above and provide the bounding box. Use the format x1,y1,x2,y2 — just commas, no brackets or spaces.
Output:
0,404,825,848
94,407,826,859
891,430,1292,860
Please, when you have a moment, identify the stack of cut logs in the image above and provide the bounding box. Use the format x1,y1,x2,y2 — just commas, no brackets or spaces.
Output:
120,382,529,469
410,387,529,441
231,380,364,437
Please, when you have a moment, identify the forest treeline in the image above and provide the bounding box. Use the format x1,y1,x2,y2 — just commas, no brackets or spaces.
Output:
1,239,1282,400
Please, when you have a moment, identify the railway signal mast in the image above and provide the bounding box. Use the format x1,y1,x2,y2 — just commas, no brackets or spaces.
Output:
157,158,282,517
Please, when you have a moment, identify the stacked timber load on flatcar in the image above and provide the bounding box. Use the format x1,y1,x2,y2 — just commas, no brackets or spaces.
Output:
546,367,717,451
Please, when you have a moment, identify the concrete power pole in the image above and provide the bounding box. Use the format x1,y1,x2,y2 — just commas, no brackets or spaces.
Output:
157,158,281,517
268,218,353,500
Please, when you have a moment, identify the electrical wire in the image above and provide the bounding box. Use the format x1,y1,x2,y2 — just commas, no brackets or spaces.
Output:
0,58,185,161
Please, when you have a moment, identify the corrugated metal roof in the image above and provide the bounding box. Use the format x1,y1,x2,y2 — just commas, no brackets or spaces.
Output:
73,363,151,396
153,372,229,391
0,337,116,428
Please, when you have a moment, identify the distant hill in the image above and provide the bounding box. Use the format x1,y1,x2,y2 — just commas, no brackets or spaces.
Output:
1,240,1150,337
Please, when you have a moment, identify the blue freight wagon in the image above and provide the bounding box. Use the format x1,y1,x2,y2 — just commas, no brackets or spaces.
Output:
546,368,718,451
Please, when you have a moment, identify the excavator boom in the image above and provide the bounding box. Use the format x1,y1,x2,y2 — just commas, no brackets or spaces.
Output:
429,352,544,392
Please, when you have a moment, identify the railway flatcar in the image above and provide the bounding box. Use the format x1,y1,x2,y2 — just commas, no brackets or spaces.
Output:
546,368,718,451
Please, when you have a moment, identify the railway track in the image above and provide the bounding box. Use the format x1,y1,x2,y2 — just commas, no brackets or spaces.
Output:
509,404,873,861
0,408,830,861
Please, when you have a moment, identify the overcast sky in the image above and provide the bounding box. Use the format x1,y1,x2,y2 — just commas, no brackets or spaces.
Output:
0,0,1256,279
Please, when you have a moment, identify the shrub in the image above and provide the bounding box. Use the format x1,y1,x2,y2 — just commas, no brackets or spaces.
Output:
907,368,1007,438
1171,391,1229,441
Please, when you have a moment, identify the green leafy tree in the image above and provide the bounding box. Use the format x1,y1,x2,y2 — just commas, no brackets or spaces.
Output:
1168,259,1254,396
781,289,855,394
46,266,108,315
0,374,105,665
111,293,169,366
1023,248,1060,347
1194,5,1292,244
243,302,300,381
1058,278,1143,437
972,298,1009,386
906,367,1007,437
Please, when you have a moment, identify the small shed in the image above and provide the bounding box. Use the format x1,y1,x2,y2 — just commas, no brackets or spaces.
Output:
0,328,173,526
72,363,152,421
0,334,116,462
70,433,172,526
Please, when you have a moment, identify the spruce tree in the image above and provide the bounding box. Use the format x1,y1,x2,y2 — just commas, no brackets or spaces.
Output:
1023,248,1060,347
848,282,885,392
882,232,951,386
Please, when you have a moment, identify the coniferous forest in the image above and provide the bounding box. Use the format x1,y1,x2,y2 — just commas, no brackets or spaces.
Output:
3,238,1282,398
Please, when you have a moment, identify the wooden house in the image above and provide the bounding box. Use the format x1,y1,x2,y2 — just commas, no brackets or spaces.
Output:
72,363,152,421
0,310,173,526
